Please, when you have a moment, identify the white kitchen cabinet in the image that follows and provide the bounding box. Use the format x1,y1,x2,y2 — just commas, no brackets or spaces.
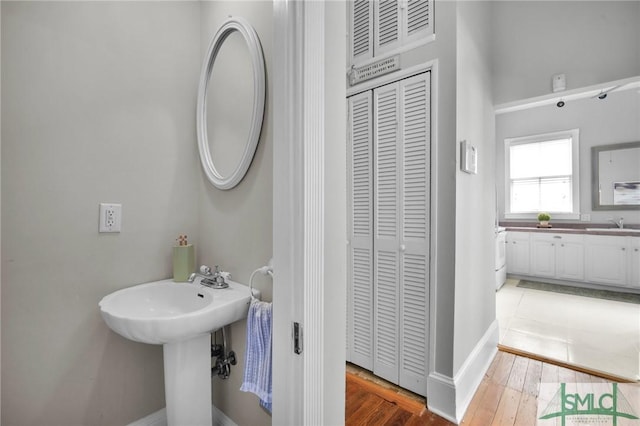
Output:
506,232,530,275
507,231,638,289
629,238,640,288
555,236,585,281
585,235,628,286
530,234,556,278
530,233,584,281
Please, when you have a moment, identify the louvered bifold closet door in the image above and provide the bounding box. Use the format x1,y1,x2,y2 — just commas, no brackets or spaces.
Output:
347,92,374,369
372,82,401,384
372,74,430,394
350,0,374,64
398,72,430,396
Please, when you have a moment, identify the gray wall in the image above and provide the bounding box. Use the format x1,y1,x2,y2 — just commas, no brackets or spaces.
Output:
493,1,640,225
491,1,640,104
1,2,201,424
496,89,640,224
454,1,497,372
419,0,458,380
197,2,273,426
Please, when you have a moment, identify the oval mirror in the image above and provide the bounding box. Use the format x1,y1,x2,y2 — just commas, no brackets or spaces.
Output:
196,17,265,190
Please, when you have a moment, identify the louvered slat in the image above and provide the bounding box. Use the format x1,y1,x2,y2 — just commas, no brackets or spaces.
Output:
402,78,428,241
407,0,430,34
352,247,372,359
401,254,427,376
375,250,398,367
352,0,372,59
375,88,398,238
377,0,399,47
352,97,372,236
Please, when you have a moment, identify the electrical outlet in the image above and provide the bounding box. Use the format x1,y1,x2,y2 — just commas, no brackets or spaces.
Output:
99,203,122,233
580,214,591,222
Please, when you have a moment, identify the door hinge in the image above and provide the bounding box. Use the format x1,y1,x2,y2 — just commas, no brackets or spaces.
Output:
293,322,303,355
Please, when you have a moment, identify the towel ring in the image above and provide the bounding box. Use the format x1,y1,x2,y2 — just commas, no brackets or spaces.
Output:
249,264,273,300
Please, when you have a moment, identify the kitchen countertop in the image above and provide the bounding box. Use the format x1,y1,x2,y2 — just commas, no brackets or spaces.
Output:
504,226,640,237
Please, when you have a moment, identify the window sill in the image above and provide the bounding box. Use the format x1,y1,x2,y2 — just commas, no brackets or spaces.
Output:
504,213,581,220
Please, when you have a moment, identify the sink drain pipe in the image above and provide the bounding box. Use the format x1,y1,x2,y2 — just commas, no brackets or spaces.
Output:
211,325,236,379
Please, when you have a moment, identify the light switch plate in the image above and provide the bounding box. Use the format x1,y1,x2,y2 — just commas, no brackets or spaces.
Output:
460,140,478,174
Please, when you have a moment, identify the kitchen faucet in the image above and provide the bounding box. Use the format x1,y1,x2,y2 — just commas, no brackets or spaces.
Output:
609,217,624,229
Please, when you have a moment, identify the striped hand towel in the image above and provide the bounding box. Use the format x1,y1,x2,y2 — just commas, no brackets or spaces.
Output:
240,299,273,412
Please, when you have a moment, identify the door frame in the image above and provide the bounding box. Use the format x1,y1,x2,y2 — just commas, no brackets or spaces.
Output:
272,1,346,424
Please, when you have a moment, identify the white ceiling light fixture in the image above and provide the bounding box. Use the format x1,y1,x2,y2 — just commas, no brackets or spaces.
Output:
495,76,640,114
592,85,620,100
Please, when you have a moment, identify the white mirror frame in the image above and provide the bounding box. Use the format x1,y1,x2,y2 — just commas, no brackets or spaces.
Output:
196,17,266,190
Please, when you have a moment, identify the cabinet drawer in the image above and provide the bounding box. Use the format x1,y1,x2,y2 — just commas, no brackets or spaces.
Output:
531,233,584,244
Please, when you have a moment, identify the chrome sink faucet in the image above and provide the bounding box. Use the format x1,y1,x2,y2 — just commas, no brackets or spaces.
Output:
188,265,230,289
610,217,624,229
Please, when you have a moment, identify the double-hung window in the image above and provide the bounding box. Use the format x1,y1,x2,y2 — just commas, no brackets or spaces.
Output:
505,129,580,219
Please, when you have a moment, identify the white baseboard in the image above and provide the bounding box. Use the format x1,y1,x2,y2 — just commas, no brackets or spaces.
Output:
426,372,457,423
127,408,167,426
427,320,499,424
128,405,237,426
453,320,499,422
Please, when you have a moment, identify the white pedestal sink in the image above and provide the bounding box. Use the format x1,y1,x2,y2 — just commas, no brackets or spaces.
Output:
99,278,255,426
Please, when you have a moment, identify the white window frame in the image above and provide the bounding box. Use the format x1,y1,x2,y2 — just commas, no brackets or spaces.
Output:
504,129,580,220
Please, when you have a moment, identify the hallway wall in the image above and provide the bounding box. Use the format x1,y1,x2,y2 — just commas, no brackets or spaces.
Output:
454,1,497,373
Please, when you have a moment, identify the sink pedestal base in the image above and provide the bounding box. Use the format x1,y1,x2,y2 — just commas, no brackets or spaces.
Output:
163,334,212,426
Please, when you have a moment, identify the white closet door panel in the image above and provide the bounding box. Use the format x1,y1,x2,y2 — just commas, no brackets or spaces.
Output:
351,247,373,368
399,252,428,394
399,72,430,396
374,0,401,56
373,248,399,383
350,0,373,63
347,92,374,368
373,82,401,383
374,84,400,240
404,0,434,45
351,94,374,240
401,74,429,243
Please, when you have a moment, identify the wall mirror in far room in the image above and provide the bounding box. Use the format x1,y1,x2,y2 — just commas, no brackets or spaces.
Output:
592,141,640,210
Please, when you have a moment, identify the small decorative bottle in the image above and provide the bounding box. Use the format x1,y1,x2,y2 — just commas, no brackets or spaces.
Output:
173,234,195,282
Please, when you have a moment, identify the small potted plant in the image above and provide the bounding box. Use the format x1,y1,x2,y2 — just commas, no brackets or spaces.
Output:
537,212,551,228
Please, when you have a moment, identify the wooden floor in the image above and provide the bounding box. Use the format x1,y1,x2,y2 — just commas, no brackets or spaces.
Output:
346,350,614,426
346,372,451,425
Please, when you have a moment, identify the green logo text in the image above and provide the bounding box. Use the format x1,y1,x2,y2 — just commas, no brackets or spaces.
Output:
539,383,639,425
